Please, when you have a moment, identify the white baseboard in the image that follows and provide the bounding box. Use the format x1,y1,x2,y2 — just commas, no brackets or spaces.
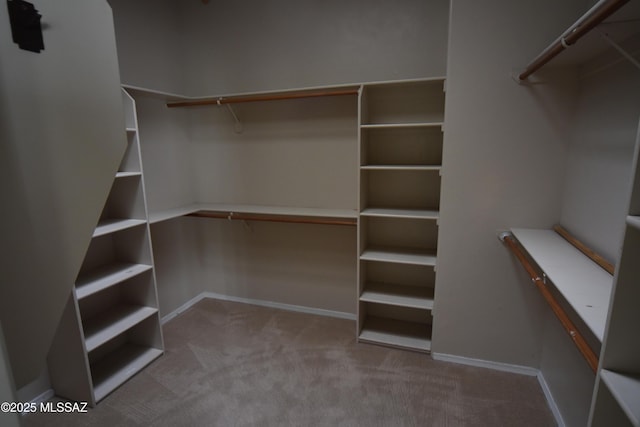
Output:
432,352,539,376
536,371,566,427
21,388,55,415
432,352,564,427
160,293,208,324
161,291,356,325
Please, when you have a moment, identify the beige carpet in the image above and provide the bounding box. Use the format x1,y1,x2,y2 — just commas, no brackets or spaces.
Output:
25,299,556,426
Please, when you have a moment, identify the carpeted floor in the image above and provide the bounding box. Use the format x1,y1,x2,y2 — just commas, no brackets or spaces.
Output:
24,299,556,426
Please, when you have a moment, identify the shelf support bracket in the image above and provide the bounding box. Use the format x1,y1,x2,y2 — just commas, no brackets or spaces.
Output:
217,99,243,134
596,28,640,73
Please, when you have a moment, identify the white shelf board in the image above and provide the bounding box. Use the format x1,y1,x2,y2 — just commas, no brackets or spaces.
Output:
627,215,640,231
359,316,432,352
149,205,201,224
123,78,446,104
197,203,358,219
115,171,142,179
93,219,147,237
600,370,640,426
360,282,434,310
511,228,613,342
84,305,158,352
125,128,136,133
149,203,358,224
361,208,439,220
75,263,153,300
92,344,162,402
360,246,437,266
360,123,443,129
361,165,441,171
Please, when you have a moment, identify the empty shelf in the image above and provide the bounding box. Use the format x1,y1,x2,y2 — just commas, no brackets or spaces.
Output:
360,247,436,266
359,316,432,352
360,165,441,171
360,282,434,310
93,219,147,237
627,215,640,231
361,208,439,220
600,370,640,426
360,123,443,129
149,205,201,224
126,128,136,133
149,203,358,225
75,263,153,300
115,172,142,178
92,344,162,402
511,228,612,342
84,305,158,352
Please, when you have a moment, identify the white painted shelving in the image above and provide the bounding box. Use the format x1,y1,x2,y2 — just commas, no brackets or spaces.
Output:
357,78,445,352
589,117,640,426
47,89,163,407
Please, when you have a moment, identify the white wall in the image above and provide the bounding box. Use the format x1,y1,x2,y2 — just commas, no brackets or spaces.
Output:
188,95,358,210
199,220,357,315
134,95,194,213
560,37,640,263
178,0,449,95
151,219,204,318
0,0,125,388
109,0,448,96
434,0,583,367
108,0,185,95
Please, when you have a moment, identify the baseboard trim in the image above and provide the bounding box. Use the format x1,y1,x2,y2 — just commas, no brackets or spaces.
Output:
432,352,539,376
160,293,208,324
201,292,356,320
22,388,55,415
537,371,566,427
432,352,564,427
161,291,356,324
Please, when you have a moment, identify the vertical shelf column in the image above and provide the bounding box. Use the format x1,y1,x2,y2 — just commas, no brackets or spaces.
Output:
47,89,164,406
356,79,445,352
589,119,640,426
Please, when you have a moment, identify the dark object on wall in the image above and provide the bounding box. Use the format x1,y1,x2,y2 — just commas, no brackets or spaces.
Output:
7,0,44,53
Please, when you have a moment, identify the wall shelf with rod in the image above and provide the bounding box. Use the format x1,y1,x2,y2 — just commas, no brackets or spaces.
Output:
516,0,639,81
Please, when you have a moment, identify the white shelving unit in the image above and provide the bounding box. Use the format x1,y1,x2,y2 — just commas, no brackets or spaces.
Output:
590,122,640,426
357,78,445,352
46,89,163,407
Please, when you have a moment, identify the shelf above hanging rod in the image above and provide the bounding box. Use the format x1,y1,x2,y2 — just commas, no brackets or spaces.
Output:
187,210,357,226
166,87,360,108
517,0,631,81
499,231,600,373
148,203,358,226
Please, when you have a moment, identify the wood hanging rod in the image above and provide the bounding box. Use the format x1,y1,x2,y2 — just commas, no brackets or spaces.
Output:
553,224,615,275
501,233,599,373
518,0,630,81
187,210,357,226
166,88,360,108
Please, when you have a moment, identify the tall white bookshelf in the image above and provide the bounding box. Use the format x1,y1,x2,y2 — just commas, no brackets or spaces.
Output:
47,89,164,406
589,120,640,426
357,79,445,352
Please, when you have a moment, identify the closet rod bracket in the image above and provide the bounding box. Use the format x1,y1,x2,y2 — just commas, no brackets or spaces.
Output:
217,99,243,134
596,28,640,72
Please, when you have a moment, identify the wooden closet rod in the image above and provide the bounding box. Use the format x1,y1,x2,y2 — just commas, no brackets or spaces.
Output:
501,233,599,373
553,224,615,275
518,0,630,81
187,210,357,226
166,88,359,108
